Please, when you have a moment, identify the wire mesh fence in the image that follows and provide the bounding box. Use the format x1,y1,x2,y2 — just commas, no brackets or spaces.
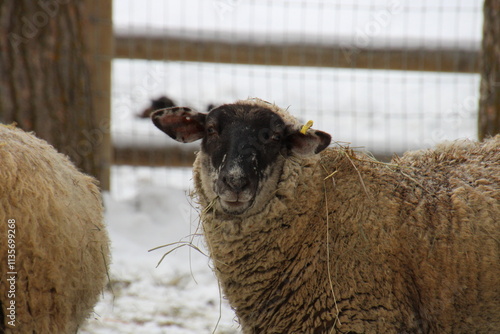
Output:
111,0,483,195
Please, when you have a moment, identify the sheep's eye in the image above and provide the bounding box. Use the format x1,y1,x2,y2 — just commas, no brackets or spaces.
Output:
207,126,217,136
260,130,281,143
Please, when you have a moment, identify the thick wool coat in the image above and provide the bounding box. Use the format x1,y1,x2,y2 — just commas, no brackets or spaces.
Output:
193,100,500,334
0,125,110,333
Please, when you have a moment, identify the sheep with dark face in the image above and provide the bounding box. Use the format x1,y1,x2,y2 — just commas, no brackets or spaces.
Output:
152,98,500,333
153,100,330,217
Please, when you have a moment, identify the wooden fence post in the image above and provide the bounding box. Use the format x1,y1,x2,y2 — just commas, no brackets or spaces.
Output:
478,0,500,140
83,0,113,190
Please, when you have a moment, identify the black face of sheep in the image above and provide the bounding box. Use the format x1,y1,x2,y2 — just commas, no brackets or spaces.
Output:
152,103,331,215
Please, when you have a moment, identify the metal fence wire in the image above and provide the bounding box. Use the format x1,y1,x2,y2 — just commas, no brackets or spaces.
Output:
110,0,482,193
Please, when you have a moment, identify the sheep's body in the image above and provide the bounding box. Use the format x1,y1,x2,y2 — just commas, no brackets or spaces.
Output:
0,125,110,333
191,113,500,332
152,98,499,333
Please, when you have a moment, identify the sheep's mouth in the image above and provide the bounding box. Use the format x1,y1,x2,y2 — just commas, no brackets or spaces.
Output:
218,197,254,215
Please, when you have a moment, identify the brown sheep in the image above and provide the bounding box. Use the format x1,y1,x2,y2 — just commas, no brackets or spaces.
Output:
152,98,500,333
0,125,110,333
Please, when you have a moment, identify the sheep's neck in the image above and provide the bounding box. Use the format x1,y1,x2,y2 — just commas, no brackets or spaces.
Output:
200,155,338,331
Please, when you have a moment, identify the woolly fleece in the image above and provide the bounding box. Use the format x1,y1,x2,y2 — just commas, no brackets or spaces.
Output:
0,125,110,333
192,100,500,333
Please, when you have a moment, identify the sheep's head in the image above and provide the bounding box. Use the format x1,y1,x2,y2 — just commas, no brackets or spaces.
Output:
152,100,331,216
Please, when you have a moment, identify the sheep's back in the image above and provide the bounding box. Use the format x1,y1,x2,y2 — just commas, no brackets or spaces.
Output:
318,136,499,332
392,135,500,331
0,125,110,333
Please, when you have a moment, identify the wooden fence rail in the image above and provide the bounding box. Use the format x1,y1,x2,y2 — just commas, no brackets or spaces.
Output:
111,32,480,167
113,145,198,167
114,32,479,73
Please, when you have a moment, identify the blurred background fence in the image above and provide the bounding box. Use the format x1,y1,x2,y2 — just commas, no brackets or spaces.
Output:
111,0,483,177
2,0,494,194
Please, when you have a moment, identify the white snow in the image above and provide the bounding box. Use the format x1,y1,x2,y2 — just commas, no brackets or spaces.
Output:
81,167,239,334
82,1,484,333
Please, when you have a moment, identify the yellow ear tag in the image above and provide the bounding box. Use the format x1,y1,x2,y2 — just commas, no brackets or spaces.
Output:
300,120,314,134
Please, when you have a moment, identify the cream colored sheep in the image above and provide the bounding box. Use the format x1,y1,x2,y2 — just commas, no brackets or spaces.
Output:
0,125,110,333
152,99,500,333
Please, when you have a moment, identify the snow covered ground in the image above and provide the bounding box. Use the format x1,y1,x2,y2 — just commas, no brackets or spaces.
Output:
82,1,484,333
81,167,239,334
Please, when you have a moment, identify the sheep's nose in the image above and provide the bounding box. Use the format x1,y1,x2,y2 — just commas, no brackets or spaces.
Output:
222,174,249,193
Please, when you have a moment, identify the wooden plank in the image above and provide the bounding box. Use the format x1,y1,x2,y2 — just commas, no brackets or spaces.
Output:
111,145,399,166
85,0,113,190
114,34,479,73
478,0,500,140
112,146,198,167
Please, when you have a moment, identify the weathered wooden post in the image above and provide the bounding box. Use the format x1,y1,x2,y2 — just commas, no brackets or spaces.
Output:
82,0,113,190
478,0,500,140
0,0,112,189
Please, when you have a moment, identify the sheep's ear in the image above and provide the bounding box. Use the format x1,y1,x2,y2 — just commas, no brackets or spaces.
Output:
152,107,206,143
286,128,331,156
